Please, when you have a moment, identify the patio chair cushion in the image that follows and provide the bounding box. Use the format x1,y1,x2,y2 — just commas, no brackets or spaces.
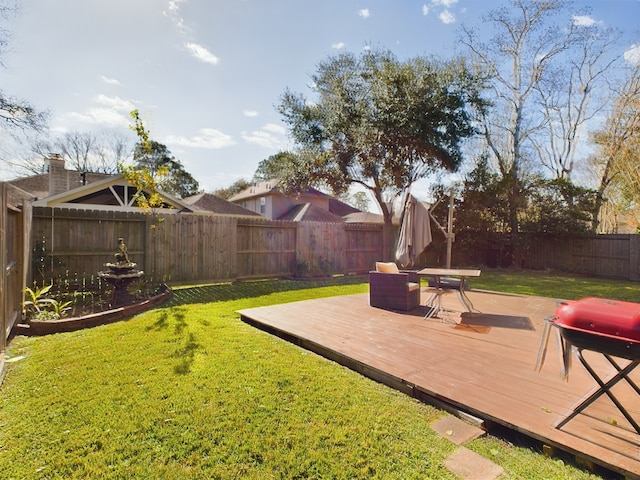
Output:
375,262,400,273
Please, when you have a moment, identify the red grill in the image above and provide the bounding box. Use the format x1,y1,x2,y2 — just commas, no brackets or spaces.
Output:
547,297,640,435
552,297,640,360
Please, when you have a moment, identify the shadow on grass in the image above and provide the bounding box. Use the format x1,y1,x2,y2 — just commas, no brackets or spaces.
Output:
165,275,368,308
173,332,201,375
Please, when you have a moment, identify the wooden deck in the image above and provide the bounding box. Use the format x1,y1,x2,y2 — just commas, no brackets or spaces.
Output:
239,288,640,478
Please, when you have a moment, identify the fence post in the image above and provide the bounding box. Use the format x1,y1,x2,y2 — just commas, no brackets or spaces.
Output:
630,235,640,281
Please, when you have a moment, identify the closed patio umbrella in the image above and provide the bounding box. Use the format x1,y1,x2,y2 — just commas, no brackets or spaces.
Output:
395,195,432,268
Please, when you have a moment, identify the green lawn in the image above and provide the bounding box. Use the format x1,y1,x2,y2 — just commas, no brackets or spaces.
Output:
0,272,626,479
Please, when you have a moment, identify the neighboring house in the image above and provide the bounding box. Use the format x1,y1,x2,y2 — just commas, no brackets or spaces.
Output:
182,192,262,217
9,154,113,200
10,155,249,216
228,179,384,223
10,154,189,212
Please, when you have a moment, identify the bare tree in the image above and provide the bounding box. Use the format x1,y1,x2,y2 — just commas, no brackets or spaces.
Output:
590,58,640,232
460,0,619,234
533,23,620,181
32,130,132,174
0,3,47,135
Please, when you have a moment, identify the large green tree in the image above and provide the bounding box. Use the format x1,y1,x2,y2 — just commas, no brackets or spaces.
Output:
278,49,485,259
132,140,200,199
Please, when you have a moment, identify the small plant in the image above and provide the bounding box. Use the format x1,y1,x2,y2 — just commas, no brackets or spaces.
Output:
23,284,55,317
23,284,72,321
49,298,73,318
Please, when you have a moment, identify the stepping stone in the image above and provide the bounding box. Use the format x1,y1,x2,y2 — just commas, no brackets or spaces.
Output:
431,415,485,445
445,447,504,480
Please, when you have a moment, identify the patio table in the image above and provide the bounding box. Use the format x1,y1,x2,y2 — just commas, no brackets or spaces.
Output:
417,268,481,321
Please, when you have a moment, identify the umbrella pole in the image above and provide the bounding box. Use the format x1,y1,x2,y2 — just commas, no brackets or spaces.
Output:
446,190,454,269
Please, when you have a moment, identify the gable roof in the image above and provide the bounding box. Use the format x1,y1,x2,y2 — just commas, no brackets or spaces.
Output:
9,170,113,199
228,180,280,202
32,174,190,212
182,192,262,217
328,197,361,216
277,203,345,222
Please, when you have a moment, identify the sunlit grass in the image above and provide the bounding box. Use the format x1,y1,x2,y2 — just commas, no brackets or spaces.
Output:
0,274,617,479
471,269,640,302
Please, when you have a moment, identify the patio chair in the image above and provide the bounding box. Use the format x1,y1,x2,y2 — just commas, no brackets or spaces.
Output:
369,262,420,311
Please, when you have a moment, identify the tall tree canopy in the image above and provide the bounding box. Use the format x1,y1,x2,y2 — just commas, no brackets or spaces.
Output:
460,0,619,236
278,48,485,258
132,140,200,199
591,58,640,232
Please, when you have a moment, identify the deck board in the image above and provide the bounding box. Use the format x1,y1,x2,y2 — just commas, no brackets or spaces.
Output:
238,289,640,478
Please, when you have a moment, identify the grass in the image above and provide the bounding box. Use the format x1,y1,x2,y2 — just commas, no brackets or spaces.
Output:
0,271,627,479
471,269,640,302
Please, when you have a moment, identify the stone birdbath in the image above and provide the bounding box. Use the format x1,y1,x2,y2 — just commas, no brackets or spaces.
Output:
98,237,144,307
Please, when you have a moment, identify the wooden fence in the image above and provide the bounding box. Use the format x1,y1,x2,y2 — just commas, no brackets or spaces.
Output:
426,231,640,281
25,206,640,291
1,183,33,369
30,207,385,286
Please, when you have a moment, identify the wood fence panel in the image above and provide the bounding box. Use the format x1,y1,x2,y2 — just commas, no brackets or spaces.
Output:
150,214,238,284
26,207,640,289
1,183,32,358
519,234,634,279
594,235,631,278
631,236,640,281
296,222,346,276
345,224,384,273
236,219,296,279
31,207,147,283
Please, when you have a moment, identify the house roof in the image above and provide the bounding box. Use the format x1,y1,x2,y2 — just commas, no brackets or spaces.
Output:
228,180,280,202
182,192,262,217
342,211,386,224
32,174,191,212
277,203,345,223
9,170,113,199
328,197,360,216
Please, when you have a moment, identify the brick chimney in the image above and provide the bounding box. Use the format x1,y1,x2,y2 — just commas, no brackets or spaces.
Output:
46,154,69,196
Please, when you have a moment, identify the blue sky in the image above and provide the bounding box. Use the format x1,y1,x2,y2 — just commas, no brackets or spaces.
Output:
2,0,640,194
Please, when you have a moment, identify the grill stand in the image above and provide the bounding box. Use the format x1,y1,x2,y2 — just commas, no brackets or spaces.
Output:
555,349,640,435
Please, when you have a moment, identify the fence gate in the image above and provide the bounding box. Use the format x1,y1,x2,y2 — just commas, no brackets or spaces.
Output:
1,183,31,372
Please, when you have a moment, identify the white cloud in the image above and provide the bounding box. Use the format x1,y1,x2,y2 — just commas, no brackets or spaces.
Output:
100,75,121,86
439,10,455,24
624,43,640,64
165,128,235,149
431,0,457,7
243,110,259,117
572,15,596,27
241,123,287,149
185,42,219,65
166,0,185,15
358,9,369,18
332,42,345,49
95,94,135,112
164,0,188,35
263,123,286,134
63,94,136,129
67,109,131,129
422,4,430,16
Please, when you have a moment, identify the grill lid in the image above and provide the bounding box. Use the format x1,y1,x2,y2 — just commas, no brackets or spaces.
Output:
552,297,640,344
